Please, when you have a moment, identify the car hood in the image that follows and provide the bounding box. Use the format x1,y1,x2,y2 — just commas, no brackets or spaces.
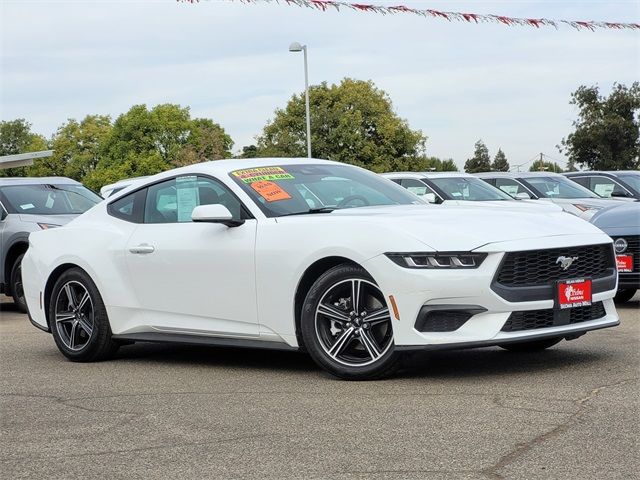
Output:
278,204,606,251
547,198,622,208
441,200,562,212
18,214,78,226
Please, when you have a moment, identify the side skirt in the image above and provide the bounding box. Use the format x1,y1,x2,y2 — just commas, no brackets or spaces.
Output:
112,332,299,352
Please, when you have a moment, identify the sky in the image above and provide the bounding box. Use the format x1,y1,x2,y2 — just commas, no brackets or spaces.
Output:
1,0,639,170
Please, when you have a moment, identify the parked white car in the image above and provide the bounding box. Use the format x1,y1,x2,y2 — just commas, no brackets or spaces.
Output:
476,172,622,219
22,159,619,379
381,172,562,212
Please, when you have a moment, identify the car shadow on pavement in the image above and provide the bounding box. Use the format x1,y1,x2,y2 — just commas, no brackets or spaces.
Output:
400,346,614,380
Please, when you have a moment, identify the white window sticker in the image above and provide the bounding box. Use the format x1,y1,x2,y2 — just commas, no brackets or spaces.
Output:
20,203,35,210
176,176,200,222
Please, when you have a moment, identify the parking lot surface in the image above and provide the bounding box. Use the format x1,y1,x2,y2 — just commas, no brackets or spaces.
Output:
1,295,638,480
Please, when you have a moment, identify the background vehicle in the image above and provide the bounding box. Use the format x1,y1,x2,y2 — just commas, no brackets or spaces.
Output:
476,171,621,219
100,176,149,198
382,172,561,212
564,171,640,201
591,202,640,303
22,159,619,380
0,177,102,312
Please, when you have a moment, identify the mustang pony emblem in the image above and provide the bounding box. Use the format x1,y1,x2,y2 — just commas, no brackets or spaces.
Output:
556,256,579,270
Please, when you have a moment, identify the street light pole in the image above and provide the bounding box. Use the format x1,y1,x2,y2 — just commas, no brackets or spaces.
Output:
289,42,312,158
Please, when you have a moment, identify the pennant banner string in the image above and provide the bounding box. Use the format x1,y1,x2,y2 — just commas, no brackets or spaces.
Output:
178,0,640,31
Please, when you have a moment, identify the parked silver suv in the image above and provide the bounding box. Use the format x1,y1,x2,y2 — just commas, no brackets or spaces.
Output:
0,177,102,312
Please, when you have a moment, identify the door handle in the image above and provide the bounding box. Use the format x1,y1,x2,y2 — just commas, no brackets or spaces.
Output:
129,244,155,254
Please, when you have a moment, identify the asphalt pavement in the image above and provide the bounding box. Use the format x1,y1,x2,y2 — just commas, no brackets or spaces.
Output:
1,294,638,479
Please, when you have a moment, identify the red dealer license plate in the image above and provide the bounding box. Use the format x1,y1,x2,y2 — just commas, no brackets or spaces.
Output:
616,254,634,273
557,278,592,310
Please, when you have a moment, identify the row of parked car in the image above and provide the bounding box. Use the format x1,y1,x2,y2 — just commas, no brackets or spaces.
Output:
1,169,638,314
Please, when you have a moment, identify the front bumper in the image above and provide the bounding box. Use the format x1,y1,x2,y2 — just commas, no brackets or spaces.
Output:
363,241,619,349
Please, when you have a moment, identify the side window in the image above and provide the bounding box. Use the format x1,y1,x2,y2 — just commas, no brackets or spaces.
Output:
107,190,145,223
495,178,527,197
143,176,245,224
400,179,440,203
589,176,627,198
570,177,590,188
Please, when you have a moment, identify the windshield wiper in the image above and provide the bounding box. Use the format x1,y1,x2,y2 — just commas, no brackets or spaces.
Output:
279,207,335,217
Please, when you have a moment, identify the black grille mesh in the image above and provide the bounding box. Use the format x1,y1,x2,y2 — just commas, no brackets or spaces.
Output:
613,236,639,272
501,302,606,332
496,244,614,287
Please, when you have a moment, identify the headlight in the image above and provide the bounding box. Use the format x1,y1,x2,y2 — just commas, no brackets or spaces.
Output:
37,223,61,230
385,252,487,269
573,204,602,212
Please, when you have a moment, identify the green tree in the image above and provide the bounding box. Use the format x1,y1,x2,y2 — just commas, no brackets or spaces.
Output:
85,104,233,190
257,78,426,172
529,159,563,173
237,145,258,158
26,115,113,180
559,82,640,170
491,148,509,172
0,119,49,177
464,140,492,173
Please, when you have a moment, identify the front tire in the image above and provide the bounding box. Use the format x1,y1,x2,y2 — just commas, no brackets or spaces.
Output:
614,289,637,304
301,264,400,380
499,337,562,352
10,254,27,313
49,268,119,362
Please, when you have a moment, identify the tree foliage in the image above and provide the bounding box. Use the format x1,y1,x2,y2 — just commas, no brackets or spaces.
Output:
256,78,427,172
84,104,233,190
491,148,510,172
560,82,640,170
0,119,49,177
464,140,492,173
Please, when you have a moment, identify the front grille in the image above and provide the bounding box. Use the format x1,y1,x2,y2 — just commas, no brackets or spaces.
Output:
501,302,606,332
496,244,615,287
613,236,640,272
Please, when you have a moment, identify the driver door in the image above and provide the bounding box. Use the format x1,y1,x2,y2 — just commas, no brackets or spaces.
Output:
125,175,259,337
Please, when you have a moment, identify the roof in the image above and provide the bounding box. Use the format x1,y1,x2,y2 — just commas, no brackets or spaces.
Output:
381,172,472,179
475,171,564,178
0,176,80,186
138,158,340,181
564,171,640,177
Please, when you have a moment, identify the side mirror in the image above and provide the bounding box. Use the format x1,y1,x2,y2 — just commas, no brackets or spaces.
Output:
515,192,531,200
191,204,244,227
424,193,437,204
611,190,631,198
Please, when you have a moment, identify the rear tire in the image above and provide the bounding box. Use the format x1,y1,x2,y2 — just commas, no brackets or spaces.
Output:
301,264,400,380
10,254,27,313
500,337,562,352
614,289,637,304
49,268,119,362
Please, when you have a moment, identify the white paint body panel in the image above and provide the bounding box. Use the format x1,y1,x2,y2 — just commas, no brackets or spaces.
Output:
22,158,619,350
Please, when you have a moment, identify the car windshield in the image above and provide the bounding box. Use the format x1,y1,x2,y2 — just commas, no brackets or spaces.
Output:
1,184,102,215
521,176,599,199
229,164,422,217
618,174,640,194
426,177,514,201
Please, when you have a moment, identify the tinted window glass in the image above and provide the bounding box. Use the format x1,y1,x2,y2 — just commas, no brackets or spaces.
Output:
618,174,640,193
521,176,599,199
427,177,513,201
1,184,101,215
494,178,533,197
108,190,144,223
588,176,630,197
144,176,244,224
229,164,420,217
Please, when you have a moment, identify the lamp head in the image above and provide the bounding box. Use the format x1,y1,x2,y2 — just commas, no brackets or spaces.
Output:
289,42,304,52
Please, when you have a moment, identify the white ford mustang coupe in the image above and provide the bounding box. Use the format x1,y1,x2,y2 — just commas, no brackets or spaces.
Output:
22,159,619,380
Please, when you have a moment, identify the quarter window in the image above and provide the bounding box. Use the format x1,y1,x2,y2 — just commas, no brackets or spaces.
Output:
107,190,145,223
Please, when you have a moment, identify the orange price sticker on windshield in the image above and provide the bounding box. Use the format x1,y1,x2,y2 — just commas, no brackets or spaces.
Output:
250,180,292,202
